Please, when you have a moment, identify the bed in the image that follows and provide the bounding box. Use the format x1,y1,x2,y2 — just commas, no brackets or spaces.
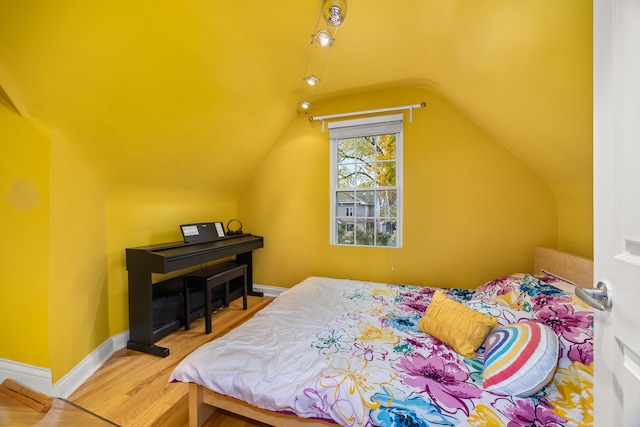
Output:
170,247,594,427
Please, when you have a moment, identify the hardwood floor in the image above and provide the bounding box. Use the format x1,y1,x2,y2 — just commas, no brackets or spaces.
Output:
0,295,274,426
0,392,118,426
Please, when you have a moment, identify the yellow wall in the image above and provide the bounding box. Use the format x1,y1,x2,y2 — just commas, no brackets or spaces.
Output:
241,87,559,289
0,105,50,367
556,179,593,258
47,129,111,382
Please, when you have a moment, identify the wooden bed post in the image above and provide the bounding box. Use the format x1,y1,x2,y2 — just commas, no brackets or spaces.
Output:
189,383,216,427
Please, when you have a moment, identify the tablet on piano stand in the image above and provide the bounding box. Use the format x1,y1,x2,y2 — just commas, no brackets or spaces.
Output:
180,222,226,244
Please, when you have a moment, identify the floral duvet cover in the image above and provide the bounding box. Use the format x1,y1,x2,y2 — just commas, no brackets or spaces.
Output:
170,275,594,427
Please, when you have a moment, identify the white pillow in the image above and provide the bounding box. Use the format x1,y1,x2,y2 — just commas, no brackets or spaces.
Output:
482,321,559,397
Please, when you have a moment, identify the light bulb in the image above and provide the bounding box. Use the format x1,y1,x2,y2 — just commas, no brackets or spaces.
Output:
313,29,333,47
304,76,320,86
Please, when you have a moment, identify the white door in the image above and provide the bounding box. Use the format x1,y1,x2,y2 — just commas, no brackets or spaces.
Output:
594,0,640,425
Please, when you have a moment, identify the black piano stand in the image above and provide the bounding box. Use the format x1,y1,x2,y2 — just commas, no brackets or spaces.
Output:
125,235,263,356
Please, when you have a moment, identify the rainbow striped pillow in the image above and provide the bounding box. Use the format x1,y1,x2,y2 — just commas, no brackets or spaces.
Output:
482,321,559,397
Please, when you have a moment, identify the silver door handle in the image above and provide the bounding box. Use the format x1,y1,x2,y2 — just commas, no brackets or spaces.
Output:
575,281,612,311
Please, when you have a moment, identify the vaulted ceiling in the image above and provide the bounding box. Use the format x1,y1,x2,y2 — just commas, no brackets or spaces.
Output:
0,0,591,197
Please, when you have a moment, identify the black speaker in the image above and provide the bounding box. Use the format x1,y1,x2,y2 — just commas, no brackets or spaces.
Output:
226,219,243,236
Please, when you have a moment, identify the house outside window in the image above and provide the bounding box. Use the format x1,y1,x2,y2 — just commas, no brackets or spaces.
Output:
329,114,403,247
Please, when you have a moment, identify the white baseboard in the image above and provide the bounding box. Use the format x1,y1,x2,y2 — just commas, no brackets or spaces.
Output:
253,283,287,297
52,330,129,398
0,359,54,396
0,330,129,399
0,284,284,398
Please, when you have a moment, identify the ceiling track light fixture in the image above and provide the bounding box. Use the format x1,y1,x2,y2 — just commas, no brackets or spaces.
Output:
304,76,321,86
322,0,347,26
312,29,334,47
296,0,348,114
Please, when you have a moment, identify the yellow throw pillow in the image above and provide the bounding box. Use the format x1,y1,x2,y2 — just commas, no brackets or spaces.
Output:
418,290,498,358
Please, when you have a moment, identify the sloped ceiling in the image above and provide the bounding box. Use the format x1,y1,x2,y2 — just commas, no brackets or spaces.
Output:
0,0,591,196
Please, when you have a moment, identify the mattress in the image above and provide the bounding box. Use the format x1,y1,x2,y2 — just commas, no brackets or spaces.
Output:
170,274,593,426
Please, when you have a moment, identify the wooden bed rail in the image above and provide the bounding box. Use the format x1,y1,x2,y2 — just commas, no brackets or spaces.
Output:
189,383,333,427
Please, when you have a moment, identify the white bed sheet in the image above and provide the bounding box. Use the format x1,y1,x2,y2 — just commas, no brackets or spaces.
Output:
170,276,355,416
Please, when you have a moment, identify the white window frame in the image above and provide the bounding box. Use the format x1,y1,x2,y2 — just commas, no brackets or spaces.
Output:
329,114,403,247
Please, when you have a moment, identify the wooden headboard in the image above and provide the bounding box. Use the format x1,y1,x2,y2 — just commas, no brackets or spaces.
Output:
534,246,593,288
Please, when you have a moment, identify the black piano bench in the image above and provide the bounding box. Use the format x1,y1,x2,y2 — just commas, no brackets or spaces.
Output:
183,262,248,334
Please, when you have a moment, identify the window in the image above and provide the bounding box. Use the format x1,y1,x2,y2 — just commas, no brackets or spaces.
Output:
329,114,403,247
